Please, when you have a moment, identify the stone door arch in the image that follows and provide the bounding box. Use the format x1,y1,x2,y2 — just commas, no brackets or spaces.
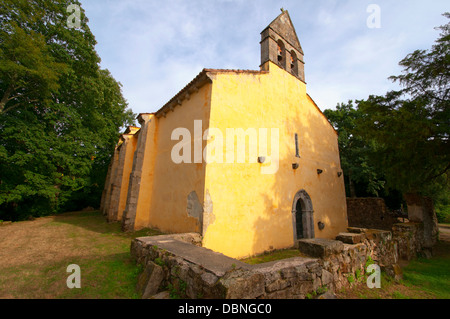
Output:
292,190,315,241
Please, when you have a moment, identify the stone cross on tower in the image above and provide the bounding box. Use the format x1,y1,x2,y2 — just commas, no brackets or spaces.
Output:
260,10,305,83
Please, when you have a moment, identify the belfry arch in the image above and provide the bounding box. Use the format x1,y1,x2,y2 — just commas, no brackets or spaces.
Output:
260,9,306,82
277,40,286,69
290,50,298,76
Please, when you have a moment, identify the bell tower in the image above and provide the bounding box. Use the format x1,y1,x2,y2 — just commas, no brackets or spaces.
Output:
260,9,305,83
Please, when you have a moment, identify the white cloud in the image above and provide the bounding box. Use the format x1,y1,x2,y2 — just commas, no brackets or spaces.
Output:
80,0,449,114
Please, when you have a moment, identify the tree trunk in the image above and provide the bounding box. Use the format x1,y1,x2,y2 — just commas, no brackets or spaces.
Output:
0,79,16,113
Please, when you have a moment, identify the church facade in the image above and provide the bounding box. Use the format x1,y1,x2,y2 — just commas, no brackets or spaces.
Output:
100,11,348,259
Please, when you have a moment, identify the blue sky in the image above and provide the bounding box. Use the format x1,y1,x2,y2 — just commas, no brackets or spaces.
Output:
80,0,449,115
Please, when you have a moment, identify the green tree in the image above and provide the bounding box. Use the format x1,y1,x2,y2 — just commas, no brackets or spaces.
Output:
357,14,449,196
324,101,385,198
324,14,448,215
0,0,135,220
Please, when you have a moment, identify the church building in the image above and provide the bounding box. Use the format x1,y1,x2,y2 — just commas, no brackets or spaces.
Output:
100,10,348,259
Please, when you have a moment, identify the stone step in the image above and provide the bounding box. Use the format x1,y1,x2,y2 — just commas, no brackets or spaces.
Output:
347,227,368,234
297,238,344,258
347,227,392,241
336,232,365,244
134,235,252,277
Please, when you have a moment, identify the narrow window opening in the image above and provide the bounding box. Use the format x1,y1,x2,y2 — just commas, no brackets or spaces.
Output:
295,133,300,158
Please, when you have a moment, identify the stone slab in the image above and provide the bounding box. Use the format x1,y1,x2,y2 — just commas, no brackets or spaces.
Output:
137,261,165,299
149,291,171,299
336,232,365,244
347,227,368,234
347,227,392,241
297,238,344,258
136,235,251,277
251,256,318,274
317,292,338,299
382,264,403,281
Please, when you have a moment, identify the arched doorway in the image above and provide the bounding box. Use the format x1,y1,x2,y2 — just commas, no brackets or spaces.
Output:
292,190,315,241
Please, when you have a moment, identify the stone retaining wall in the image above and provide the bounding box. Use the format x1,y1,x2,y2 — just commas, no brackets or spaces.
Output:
392,222,425,260
130,222,426,299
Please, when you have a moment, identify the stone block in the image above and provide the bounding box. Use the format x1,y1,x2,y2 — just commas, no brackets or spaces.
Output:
266,279,290,293
317,292,337,299
347,227,368,234
336,232,365,244
262,271,282,286
149,291,171,299
312,276,322,291
280,267,296,279
291,280,313,295
382,264,403,282
201,272,219,286
297,238,344,258
265,289,289,299
364,229,392,242
306,261,322,276
220,270,265,299
137,261,165,299
321,269,334,286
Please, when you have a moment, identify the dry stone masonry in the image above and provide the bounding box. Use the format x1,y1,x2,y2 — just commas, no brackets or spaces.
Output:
346,198,401,231
130,221,427,299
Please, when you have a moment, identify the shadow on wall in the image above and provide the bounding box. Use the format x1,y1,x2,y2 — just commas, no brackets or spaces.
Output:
250,94,348,257
346,197,403,231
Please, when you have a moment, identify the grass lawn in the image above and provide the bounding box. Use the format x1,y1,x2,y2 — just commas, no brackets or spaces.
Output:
241,249,307,265
336,227,450,299
0,211,163,299
1,211,449,299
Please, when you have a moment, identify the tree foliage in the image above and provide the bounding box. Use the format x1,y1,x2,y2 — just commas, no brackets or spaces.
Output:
0,0,135,220
357,14,449,195
324,13,449,213
324,102,385,198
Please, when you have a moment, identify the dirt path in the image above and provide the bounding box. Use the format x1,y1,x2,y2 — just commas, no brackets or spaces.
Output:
438,224,450,243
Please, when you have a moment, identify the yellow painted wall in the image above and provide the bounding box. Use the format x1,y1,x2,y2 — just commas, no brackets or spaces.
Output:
202,62,348,259
134,84,212,233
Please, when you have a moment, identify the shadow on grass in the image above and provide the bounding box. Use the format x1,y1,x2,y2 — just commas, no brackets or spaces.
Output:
401,240,450,299
52,211,164,239
0,252,144,299
0,211,169,299
58,252,144,299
